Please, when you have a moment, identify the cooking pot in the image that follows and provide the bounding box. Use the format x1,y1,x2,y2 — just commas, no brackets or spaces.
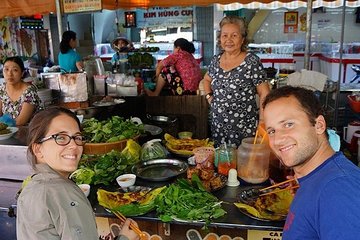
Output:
146,114,177,124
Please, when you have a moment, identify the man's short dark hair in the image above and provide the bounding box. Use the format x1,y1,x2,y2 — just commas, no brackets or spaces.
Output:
262,86,324,126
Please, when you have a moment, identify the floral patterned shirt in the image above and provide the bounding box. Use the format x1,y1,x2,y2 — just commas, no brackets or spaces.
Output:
0,83,42,120
162,50,202,92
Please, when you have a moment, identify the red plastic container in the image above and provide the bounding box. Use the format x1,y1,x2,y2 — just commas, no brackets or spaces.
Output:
348,95,360,113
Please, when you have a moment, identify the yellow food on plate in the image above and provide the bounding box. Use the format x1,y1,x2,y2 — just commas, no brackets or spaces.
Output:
234,188,294,221
97,189,149,209
164,133,213,156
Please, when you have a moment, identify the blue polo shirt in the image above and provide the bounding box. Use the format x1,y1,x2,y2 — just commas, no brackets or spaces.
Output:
58,49,81,73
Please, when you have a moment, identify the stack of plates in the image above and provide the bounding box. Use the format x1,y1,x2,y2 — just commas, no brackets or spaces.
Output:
37,89,53,107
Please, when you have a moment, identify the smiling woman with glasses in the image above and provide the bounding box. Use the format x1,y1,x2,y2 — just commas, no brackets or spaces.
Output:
38,132,86,146
16,106,140,240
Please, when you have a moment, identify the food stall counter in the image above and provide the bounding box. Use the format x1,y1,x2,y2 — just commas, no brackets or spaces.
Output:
89,177,285,232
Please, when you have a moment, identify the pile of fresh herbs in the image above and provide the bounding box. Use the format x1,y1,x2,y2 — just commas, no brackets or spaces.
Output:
71,140,141,185
154,175,226,227
82,116,144,143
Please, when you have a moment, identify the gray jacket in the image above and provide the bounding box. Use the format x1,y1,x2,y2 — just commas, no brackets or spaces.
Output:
16,164,99,240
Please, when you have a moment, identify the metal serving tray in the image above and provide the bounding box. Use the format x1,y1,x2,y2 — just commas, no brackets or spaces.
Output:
132,159,188,182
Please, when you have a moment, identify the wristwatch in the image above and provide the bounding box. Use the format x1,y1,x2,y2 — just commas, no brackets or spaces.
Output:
205,92,213,100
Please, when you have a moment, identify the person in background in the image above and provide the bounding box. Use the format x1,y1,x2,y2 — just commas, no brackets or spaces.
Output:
111,37,133,64
145,38,202,96
203,16,270,147
0,56,42,126
263,86,360,240
16,106,139,240
58,30,84,72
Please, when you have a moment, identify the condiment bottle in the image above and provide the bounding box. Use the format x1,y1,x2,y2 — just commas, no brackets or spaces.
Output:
216,144,236,176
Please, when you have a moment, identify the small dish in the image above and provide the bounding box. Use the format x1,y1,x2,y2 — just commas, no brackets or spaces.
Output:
78,184,90,197
0,127,18,141
178,131,193,139
116,174,136,188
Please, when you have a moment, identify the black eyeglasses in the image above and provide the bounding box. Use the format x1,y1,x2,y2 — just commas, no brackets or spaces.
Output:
38,133,86,146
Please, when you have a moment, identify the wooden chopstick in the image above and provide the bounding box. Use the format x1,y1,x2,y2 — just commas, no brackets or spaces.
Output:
260,178,297,192
112,210,145,238
259,185,300,197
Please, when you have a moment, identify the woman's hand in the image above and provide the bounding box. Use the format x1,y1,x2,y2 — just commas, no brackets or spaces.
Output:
119,218,140,240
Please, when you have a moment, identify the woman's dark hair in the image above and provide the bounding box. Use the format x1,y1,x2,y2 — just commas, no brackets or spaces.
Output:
263,86,324,126
218,16,248,52
174,38,195,54
27,106,81,170
60,30,76,54
4,56,25,72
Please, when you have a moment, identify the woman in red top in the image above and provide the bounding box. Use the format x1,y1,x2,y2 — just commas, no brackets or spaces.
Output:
145,38,202,96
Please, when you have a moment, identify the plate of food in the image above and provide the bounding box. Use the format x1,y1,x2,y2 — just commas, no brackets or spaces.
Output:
132,159,188,181
164,133,213,157
0,126,18,141
97,186,165,216
234,187,293,221
187,167,227,192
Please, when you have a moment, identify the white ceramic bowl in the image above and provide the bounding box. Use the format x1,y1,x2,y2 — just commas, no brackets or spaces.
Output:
116,174,136,188
78,184,90,197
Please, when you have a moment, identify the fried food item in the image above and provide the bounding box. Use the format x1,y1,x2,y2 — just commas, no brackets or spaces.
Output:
164,133,213,155
187,167,226,192
201,180,211,191
0,122,8,131
187,167,200,179
234,188,294,220
200,169,215,181
0,128,11,135
210,176,223,190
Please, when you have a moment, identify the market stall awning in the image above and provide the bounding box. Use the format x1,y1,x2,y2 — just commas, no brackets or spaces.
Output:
0,0,56,19
218,0,360,10
102,0,360,9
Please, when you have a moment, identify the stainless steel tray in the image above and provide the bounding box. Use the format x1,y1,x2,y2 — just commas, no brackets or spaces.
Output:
132,159,188,181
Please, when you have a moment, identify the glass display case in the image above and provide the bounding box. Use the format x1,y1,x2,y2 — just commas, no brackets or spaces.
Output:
94,41,203,65
248,43,293,58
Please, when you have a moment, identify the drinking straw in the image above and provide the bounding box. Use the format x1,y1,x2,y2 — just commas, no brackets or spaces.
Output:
253,130,259,144
224,142,231,166
260,134,266,144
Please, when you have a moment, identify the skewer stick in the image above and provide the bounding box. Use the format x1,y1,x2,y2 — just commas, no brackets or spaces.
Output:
260,178,297,192
259,185,300,197
112,210,145,238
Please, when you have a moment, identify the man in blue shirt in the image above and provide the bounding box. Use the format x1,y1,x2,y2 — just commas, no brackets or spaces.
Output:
263,86,360,240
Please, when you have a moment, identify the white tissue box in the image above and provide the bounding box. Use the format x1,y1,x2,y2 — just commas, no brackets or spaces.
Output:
116,85,137,96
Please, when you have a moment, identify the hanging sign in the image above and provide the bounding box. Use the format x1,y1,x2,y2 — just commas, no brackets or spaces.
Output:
62,0,102,14
136,7,193,28
284,11,298,33
20,16,44,29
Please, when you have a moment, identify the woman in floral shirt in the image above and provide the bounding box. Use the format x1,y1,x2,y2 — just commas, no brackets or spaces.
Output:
0,56,42,125
145,38,202,96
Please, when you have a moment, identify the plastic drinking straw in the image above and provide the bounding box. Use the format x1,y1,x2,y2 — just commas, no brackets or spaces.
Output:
253,130,259,144
224,142,231,166
260,134,266,144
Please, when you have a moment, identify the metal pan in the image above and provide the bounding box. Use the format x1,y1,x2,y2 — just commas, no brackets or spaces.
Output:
146,114,177,124
132,159,188,182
